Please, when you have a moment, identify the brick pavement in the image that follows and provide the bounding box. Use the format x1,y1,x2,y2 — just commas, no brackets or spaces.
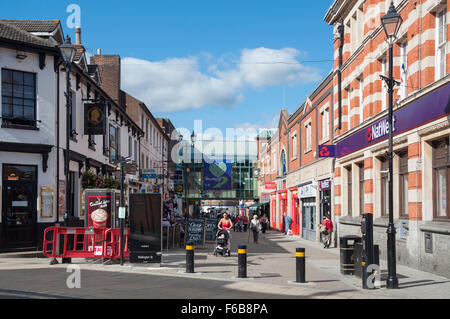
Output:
0,229,448,299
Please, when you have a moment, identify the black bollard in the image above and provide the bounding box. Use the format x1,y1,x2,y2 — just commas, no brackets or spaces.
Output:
296,248,306,283
186,242,195,273
238,245,247,278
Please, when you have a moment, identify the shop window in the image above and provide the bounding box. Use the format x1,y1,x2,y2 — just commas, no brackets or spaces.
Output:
359,163,364,215
432,137,450,219
399,151,409,218
347,166,352,216
1,69,37,127
380,156,389,217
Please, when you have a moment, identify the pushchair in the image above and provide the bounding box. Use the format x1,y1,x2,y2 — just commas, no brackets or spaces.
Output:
214,229,231,257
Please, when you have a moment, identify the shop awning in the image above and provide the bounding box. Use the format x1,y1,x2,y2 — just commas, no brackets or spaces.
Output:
249,202,269,210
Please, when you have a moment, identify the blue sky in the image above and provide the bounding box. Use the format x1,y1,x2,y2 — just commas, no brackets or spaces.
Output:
2,0,335,136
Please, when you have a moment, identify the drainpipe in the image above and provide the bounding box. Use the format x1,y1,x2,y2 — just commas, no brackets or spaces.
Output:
56,61,60,224
418,0,423,90
337,22,344,130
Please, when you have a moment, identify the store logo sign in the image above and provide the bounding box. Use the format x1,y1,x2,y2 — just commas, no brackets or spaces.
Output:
318,145,335,158
366,117,397,143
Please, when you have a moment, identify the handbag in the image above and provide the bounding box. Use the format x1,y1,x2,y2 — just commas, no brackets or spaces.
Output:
319,224,327,233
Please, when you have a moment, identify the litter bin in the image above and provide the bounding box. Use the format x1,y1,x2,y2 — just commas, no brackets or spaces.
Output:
340,235,362,275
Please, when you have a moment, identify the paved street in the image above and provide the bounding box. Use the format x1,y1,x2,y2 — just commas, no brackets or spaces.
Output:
0,230,448,299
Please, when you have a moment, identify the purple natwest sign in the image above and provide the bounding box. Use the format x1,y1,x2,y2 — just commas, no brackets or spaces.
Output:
337,84,450,158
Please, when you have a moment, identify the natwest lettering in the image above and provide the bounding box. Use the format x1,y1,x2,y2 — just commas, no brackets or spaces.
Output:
366,117,396,143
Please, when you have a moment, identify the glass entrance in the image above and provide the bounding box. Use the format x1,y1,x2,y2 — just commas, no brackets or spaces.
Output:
301,198,316,241
2,165,37,250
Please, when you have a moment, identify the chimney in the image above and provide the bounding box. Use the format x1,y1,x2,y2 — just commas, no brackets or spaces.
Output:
97,49,102,55
90,53,121,103
75,27,81,44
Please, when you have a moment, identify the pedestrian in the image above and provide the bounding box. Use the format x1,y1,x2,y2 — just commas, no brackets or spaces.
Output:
260,214,268,234
250,215,261,243
319,214,333,248
242,214,249,232
234,214,240,232
218,213,233,236
284,214,292,235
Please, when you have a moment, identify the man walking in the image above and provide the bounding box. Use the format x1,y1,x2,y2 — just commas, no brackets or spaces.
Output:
320,214,333,248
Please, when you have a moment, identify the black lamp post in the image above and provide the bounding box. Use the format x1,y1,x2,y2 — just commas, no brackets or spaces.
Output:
189,131,196,216
381,1,403,289
59,36,76,225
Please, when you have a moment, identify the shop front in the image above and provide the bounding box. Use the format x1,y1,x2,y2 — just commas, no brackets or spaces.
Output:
270,193,277,230
278,190,287,232
1,164,38,251
299,181,316,241
318,179,331,220
290,188,300,235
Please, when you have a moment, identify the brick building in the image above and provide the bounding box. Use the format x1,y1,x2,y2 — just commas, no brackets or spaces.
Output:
325,0,449,278
258,0,449,278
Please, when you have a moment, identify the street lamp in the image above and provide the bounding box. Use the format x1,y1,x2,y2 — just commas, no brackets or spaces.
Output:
381,1,402,289
59,35,76,225
59,35,76,264
188,131,196,216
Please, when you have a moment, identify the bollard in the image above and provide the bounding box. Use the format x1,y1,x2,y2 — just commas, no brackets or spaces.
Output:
238,244,247,278
186,242,195,273
296,248,306,283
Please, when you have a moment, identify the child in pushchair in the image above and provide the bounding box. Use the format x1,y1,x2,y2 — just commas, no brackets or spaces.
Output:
214,229,231,257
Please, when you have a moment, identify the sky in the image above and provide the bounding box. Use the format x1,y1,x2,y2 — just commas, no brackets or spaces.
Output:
2,0,335,138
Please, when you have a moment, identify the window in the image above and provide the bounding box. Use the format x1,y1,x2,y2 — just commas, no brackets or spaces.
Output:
380,157,389,217
134,140,138,163
359,163,364,215
359,77,364,124
109,125,118,163
321,108,329,141
280,150,287,177
1,69,36,127
436,8,447,80
305,121,312,152
291,133,297,160
129,136,132,157
433,138,450,219
399,152,409,218
70,90,76,138
146,120,149,141
381,57,387,111
88,135,95,149
346,86,351,115
347,166,352,216
400,41,408,99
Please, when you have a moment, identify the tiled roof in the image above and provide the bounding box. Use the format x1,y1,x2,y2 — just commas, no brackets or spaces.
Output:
0,19,60,33
0,20,57,49
73,44,85,61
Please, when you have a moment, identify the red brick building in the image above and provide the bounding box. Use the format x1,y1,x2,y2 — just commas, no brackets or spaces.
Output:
258,0,449,278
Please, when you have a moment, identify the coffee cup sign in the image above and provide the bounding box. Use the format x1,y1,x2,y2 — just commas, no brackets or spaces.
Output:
85,191,114,229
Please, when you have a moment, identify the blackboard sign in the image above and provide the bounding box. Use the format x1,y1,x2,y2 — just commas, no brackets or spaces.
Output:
185,218,206,247
205,218,218,242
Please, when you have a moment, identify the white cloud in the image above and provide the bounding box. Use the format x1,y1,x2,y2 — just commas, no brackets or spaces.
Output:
121,47,321,113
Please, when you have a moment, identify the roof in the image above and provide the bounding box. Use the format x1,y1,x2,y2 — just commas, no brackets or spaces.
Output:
0,20,57,50
73,44,85,61
0,19,60,33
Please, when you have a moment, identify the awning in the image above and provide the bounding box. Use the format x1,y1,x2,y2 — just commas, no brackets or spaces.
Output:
249,202,269,210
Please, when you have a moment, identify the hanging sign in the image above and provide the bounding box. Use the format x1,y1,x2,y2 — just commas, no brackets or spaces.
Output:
84,103,106,135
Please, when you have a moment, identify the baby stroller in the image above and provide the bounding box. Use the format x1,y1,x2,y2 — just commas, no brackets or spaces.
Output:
214,229,231,257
